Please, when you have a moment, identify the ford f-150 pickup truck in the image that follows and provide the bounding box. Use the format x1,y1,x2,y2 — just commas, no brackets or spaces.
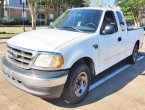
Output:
1,7,144,104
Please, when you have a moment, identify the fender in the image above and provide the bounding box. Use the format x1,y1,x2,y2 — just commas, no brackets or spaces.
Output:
54,34,100,73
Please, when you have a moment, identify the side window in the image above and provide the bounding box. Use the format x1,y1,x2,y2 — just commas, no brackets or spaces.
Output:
116,11,125,31
101,11,118,34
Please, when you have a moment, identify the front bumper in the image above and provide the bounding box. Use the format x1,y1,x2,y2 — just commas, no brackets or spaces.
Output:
1,57,69,98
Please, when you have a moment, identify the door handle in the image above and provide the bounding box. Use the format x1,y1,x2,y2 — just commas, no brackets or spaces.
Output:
92,44,98,49
118,37,122,42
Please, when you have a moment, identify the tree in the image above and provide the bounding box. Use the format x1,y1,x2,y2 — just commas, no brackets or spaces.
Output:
52,0,63,18
0,0,4,6
91,0,106,7
43,3,51,25
83,0,91,7
61,0,82,11
38,0,52,25
115,0,145,27
27,0,90,28
43,0,88,19
66,0,87,7
27,0,39,30
96,0,104,6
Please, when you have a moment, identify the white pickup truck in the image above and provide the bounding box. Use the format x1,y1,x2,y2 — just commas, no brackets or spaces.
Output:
1,7,144,104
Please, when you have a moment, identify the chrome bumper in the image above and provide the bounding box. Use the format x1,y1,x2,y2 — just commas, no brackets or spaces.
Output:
3,64,68,88
1,57,69,98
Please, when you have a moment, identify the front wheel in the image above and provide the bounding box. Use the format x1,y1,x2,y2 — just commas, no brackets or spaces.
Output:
128,44,139,64
62,63,91,104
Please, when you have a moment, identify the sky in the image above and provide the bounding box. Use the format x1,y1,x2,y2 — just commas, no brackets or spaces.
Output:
90,0,115,7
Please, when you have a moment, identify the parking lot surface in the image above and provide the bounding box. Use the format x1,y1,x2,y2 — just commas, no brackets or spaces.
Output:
0,40,145,110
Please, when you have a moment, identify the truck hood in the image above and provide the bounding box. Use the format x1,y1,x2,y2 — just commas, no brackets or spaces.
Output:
7,29,85,52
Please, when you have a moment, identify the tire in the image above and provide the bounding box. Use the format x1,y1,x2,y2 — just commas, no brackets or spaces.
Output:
128,44,139,64
62,63,91,104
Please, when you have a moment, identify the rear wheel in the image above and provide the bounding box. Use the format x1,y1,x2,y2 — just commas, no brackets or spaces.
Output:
128,44,139,64
62,63,91,104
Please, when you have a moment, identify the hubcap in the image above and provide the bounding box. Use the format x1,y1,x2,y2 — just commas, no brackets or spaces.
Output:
74,72,88,97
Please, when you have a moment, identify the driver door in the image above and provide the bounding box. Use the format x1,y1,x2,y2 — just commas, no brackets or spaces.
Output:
98,11,121,67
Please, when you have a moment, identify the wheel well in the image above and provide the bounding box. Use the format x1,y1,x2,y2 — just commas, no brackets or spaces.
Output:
136,40,140,48
71,57,95,81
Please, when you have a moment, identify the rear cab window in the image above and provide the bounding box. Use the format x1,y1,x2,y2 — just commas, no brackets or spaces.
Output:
116,11,126,31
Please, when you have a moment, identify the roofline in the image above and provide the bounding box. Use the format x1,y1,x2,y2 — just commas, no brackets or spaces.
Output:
69,7,121,12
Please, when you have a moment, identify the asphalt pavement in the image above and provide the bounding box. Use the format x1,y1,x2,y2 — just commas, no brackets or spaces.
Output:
0,40,145,110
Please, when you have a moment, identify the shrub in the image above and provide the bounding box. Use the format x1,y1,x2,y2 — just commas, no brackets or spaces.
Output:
1,18,16,25
0,17,3,24
0,18,31,25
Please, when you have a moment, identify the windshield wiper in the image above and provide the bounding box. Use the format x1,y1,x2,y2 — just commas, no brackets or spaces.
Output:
61,26,83,33
71,27,83,32
49,23,57,29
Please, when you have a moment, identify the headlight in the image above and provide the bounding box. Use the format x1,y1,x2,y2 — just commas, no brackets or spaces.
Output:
33,53,63,70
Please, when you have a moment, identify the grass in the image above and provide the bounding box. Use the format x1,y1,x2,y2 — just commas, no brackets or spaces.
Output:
0,34,17,38
0,26,48,38
0,27,31,38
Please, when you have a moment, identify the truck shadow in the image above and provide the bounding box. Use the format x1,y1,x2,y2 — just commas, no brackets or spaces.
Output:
42,54,145,108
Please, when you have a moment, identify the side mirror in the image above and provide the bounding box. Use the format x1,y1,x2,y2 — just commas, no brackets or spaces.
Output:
101,24,115,35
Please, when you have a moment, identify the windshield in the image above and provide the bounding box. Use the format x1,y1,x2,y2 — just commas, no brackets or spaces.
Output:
51,9,103,33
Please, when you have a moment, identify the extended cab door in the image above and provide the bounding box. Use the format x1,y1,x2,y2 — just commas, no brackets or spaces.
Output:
116,11,128,53
98,11,122,66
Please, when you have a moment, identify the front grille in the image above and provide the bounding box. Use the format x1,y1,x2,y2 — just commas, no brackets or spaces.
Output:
6,45,35,69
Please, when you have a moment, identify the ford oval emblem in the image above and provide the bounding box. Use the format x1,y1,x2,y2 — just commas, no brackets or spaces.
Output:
11,53,18,59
